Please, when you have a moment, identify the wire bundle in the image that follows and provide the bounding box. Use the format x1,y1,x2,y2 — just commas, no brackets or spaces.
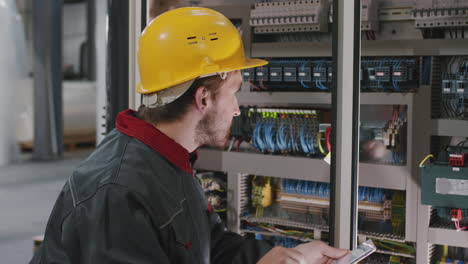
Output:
361,58,418,92
281,179,387,203
387,105,407,165
245,222,314,239
440,56,468,120
248,108,321,156
281,179,330,198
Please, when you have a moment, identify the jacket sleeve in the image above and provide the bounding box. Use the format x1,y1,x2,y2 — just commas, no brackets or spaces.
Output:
65,185,171,264
208,211,273,264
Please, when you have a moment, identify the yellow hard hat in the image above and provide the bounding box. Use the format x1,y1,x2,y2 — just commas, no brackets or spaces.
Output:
137,7,268,95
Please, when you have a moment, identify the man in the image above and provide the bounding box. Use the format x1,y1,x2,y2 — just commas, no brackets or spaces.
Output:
31,7,348,264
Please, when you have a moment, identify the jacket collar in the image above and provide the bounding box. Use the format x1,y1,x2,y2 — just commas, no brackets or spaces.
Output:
116,109,196,174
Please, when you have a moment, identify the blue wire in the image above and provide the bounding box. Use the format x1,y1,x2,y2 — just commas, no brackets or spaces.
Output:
264,122,276,152
307,132,315,154
299,125,310,153
276,123,287,152
300,63,311,88
255,122,266,152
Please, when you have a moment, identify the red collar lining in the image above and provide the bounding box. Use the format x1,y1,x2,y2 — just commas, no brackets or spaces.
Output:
116,109,194,174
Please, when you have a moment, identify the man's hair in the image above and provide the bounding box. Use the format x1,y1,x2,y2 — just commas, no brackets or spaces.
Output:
137,74,227,124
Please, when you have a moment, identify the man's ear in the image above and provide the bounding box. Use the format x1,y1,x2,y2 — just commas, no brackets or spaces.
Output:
194,85,211,112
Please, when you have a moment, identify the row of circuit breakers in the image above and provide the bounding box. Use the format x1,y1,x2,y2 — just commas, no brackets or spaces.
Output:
249,0,468,34
242,58,418,92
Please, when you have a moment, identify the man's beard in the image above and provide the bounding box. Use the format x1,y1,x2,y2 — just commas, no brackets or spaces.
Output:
195,111,231,149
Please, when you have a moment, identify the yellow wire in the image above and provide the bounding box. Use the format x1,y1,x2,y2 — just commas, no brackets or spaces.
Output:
443,245,448,258
419,154,434,167
317,133,326,154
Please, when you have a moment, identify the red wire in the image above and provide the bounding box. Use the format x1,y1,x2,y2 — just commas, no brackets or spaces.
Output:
260,79,269,90
325,127,332,153
454,221,468,231
248,80,261,91
236,138,242,152
456,221,468,230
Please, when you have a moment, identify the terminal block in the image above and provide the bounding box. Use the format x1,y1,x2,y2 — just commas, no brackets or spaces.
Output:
250,0,330,34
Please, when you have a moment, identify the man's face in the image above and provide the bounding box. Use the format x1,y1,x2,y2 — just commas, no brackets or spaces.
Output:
196,71,242,148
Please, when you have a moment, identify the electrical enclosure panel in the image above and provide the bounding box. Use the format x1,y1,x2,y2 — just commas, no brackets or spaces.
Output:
421,165,468,209
242,68,255,82
298,66,312,82
283,67,297,82
250,0,330,33
412,6,468,29
442,79,454,93
255,67,269,81
361,0,379,31
375,67,391,81
367,67,376,81
269,67,283,82
456,78,468,94
392,67,408,82
313,67,327,82
326,64,333,83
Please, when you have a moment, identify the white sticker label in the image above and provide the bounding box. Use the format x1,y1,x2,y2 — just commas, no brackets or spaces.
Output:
271,72,278,76
313,73,321,77
324,152,331,165
443,88,451,93
436,178,468,196
243,72,250,76
284,72,292,76
257,72,264,76
298,72,307,77
457,88,465,93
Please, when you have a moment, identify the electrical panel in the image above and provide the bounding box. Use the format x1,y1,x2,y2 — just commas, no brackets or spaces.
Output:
423,136,468,234
431,245,468,264
195,170,227,222
361,0,380,32
185,2,468,263
229,105,407,166
434,56,468,119
421,165,468,209
249,0,330,34
360,105,408,165
243,57,419,92
229,107,329,157
412,5,468,30
239,174,412,259
361,58,419,92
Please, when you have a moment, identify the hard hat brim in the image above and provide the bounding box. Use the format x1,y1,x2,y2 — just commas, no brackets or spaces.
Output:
221,58,269,73
137,58,268,94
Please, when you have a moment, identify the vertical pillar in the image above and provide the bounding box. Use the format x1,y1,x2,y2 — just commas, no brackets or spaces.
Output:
330,0,361,249
33,0,63,160
105,0,129,132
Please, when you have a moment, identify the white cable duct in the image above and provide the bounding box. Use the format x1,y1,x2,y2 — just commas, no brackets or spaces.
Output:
0,0,28,166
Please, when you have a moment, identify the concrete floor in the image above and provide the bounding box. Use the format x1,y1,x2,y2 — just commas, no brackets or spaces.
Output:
0,149,92,264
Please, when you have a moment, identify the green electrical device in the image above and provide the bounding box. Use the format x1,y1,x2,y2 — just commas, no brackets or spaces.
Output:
421,165,468,209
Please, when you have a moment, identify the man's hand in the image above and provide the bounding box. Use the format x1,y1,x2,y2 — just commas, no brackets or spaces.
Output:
257,241,349,264
295,241,350,264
